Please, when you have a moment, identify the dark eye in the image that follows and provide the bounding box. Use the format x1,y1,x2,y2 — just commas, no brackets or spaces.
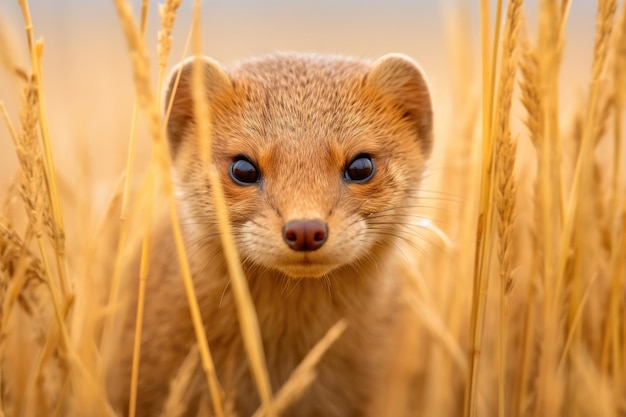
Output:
230,157,260,185
345,154,375,183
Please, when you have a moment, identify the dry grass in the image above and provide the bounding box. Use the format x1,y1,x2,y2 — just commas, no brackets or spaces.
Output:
0,0,625,416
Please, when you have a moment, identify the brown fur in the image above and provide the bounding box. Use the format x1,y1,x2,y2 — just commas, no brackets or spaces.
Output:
108,52,433,417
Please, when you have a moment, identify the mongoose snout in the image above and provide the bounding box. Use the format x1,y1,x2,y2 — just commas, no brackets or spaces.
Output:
283,219,329,251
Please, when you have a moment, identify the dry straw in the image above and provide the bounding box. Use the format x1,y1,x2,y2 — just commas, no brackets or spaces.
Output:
555,6,618,407
11,72,71,362
110,1,227,416
158,0,183,73
492,1,522,416
601,0,626,392
251,320,347,417
465,0,518,414
17,0,71,301
514,27,543,417
158,345,201,417
1,3,116,415
0,14,20,81
99,0,151,383
0,218,45,327
188,1,275,415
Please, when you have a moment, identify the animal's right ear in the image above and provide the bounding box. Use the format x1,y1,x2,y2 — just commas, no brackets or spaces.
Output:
163,56,233,158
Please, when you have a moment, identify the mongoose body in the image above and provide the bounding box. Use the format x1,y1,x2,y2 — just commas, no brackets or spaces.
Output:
108,52,433,417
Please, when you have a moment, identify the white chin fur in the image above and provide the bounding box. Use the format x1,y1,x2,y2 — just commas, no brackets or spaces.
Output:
276,263,339,279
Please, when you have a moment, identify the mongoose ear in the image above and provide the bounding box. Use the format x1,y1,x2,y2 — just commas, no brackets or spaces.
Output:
366,54,433,155
164,56,233,158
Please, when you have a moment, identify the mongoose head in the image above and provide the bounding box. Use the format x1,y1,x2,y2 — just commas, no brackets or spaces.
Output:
165,53,433,278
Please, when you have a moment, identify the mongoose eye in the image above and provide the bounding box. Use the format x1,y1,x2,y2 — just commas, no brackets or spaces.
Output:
345,154,375,183
230,156,260,185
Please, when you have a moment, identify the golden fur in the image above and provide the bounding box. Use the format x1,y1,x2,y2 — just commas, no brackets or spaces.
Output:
108,52,433,417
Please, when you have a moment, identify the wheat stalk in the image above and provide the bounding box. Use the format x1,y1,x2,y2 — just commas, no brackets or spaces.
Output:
541,0,618,414
494,0,522,301
2,6,120,415
100,0,148,374
10,76,87,414
157,0,182,77
17,1,71,300
464,1,497,415
538,0,566,226
110,1,227,416
518,42,542,150
0,220,45,328
435,8,481,413
114,3,151,417
601,0,626,390
465,0,524,414
188,0,276,415
512,37,543,416
14,78,45,240
555,0,617,366
530,0,578,413
464,0,509,415
10,76,74,358
0,15,21,86
128,172,154,417
158,345,201,417
0,102,18,149
494,3,522,416
0,17,13,73
252,320,347,417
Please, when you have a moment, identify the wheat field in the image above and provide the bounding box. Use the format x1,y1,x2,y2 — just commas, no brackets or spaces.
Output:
0,0,625,416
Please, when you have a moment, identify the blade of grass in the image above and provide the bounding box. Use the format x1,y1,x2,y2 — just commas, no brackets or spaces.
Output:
105,3,152,417
464,1,504,416
493,1,523,415
554,0,617,358
17,1,71,300
600,0,626,381
0,102,18,146
189,1,275,415
100,0,148,381
128,171,154,417
251,320,347,417
110,1,226,415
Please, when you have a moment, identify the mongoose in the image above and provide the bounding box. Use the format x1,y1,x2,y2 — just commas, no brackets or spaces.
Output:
108,52,433,417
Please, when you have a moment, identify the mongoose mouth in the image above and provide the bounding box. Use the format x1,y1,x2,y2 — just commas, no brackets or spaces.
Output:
276,260,340,279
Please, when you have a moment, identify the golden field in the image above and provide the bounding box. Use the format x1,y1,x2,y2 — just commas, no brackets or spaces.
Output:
0,0,625,416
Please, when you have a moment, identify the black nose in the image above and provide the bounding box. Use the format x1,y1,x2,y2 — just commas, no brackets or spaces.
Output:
282,220,328,251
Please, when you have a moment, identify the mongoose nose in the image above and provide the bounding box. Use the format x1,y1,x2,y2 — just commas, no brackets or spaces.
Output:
282,220,328,252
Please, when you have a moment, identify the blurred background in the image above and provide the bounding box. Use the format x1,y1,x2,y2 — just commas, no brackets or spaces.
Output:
0,0,597,211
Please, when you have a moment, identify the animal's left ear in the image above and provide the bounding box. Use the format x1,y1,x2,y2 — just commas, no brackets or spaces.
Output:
365,54,433,156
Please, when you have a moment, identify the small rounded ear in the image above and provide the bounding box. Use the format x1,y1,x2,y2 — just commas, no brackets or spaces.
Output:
163,56,233,158
365,54,433,155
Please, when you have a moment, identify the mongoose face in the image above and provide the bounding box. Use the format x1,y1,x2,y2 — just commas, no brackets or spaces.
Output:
165,53,433,278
